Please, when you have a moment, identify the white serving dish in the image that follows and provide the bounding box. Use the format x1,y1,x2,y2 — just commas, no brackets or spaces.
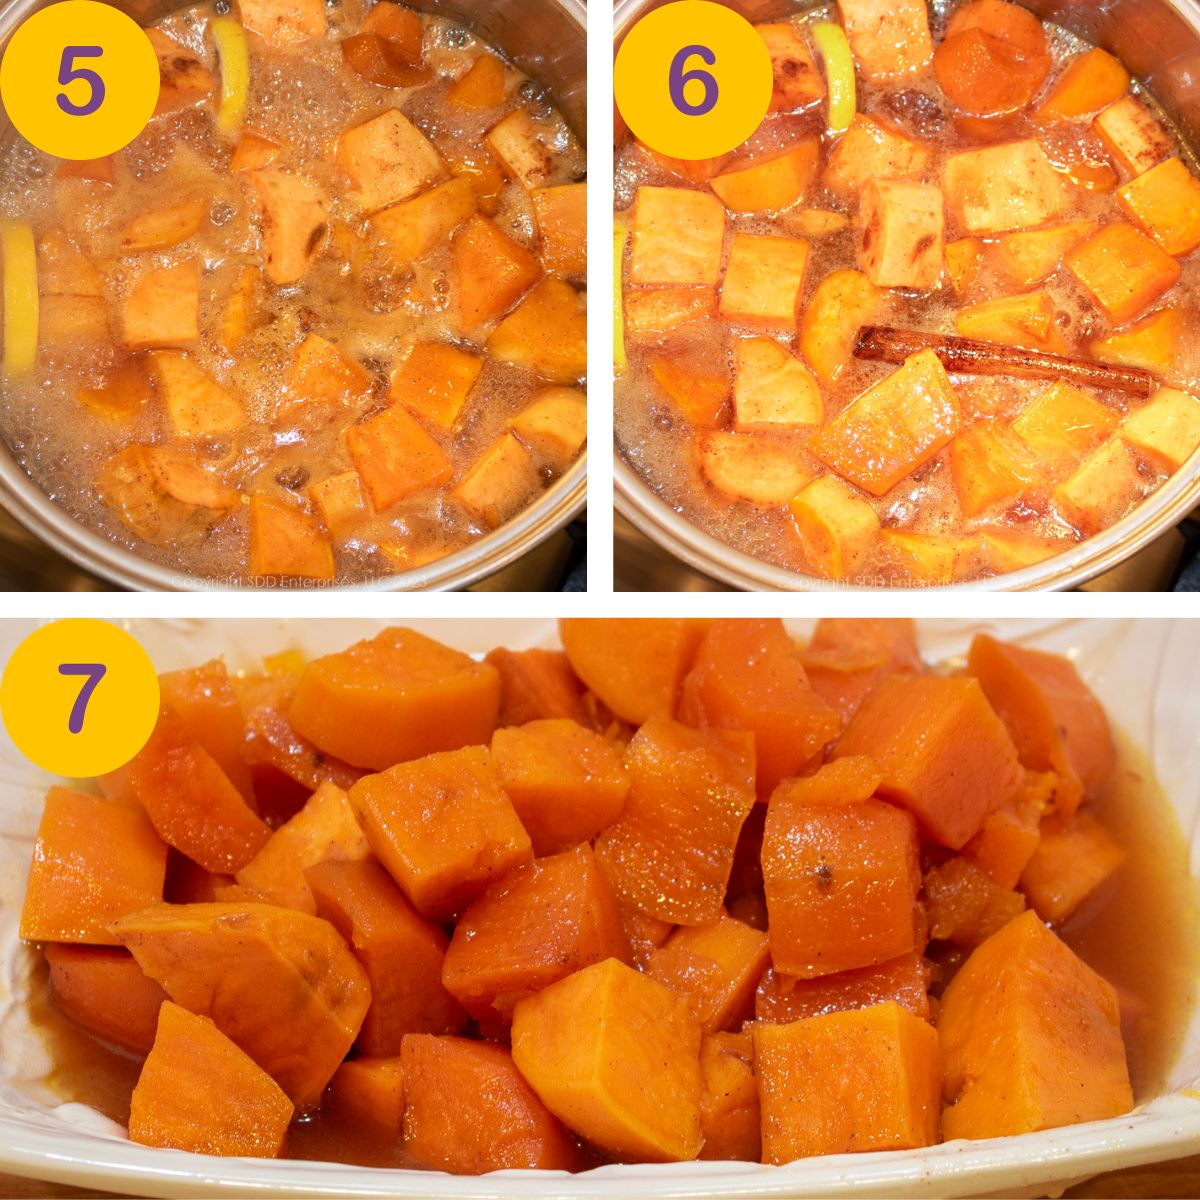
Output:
0,618,1197,1198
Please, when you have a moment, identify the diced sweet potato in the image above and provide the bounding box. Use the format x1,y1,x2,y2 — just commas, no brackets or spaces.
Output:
121,198,206,253
1037,48,1129,121
485,648,586,727
710,141,819,213
939,910,1133,1138
786,208,851,237
509,386,586,471
244,168,329,285
37,229,103,297
755,1001,941,1162
799,618,922,723
1089,308,1186,375
231,129,280,172
945,236,984,293
758,20,823,112
799,268,889,383
1011,380,1116,478
325,1057,405,1139
649,351,728,428
768,755,882,808
925,856,1026,948
594,716,755,925
558,618,708,725
945,140,1068,234
1123,386,1200,468
719,232,809,328
630,186,725,286
698,1034,760,1161
811,348,961,496
346,404,453,511
443,844,628,1022
45,944,167,1056
39,294,108,352
491,720,628,854
334,110,446,213
129,1002,293,1157
290,628,499,771
113,902,371,1109
678,618,841,796
237,0,325,44
511,958,703,1162
404,1035,582,1171
962,768,1052,888
19,792,168,950
219,264,260,353
646,911,768,1032
1064,222,1181,325
1093,95,1171,177
1052,437,1146,535
948,421,1037,517
234,781,369,913
349,746,529,920
386,342,481,430
992,221,1097,288
360,1,424,55
121,261,199,349
822,114,930,201
624,286,715,335
967,633,1117,818
248,495,336,582
150,352,246,439
486,277,586,384
859,179,944,290
450,432,541,529
699,431,812,506
881,530,980,585
835,674,1022,849
531,183,585,278
840,0,933,78
446,52,507,107
450,215,542,331
1021,809,1124,924
307,858,465,1050
788,475,881,580
981,529,1067,574
733,336,822,428
1117,156,1200,257
309,470,367,537
953,290,1068,354
485,107,580,190
756,953,931,1023
369,176,476,265
125,708,271,873
147,30,212,114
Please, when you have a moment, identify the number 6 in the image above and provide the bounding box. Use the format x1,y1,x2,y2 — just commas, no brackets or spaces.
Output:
56,46,105,117
669,45,718,117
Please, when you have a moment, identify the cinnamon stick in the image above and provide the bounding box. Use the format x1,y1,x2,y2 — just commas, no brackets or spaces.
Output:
853,325,1156,398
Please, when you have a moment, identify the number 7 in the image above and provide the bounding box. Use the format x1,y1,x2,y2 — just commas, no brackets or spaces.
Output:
59,663,107,734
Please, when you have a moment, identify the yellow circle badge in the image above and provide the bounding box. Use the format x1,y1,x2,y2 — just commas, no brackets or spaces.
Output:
614,0,773,161
1,619,160,778
0,0,161,160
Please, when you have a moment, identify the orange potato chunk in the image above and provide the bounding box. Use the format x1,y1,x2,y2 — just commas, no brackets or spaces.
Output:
1011,380,1116,478
237,0,325,44
387,342,482,430
839,0,933,80
449,215,542,331
531,183,586,278
1052,437,1146,535
757,21,824,112
992,220,1098,289
719,232,809,328
369,176,477,265
756,953,931,1023
1037,48,1129,121
1089,308,1186,375
1020,809,1125,923
822,114,930,202
1123,386,1200,469
944,140,1068,234
799,617,922,724
1116,156,1200,256
953,290,1069,354
859,179,944,290
734,336,822,428
244,168,329,284
334,109,446,213
450,432,542,529
347,404,453,511
325,1057,406,1140
799,267,889,384
787,475,881,580
630,186,726,286
1064,222,1181,325
962,768,1052,889
486,277,587,384
509,386,587,471
948,421,1037,517
623,286,714,335
446,52,507,108
710,141,819,213
698,1033,760,1161
248,495,336,582
121,261,199,349
1093,94,1171,177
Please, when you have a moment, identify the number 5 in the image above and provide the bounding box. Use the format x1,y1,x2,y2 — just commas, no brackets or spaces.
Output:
56,46,105,117
59,663,106,734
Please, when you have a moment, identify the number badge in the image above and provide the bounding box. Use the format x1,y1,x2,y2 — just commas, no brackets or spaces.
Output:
614,0,772,161
0,0,160,160
1,619,160,777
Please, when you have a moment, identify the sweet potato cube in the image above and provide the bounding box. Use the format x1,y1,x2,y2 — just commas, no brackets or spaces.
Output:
1093,94,1171,177
360,1,423,55
491,719,628,854
1090,308,1186,375
38,229,103,297
147,29,212,114
945,236,984,293
734,336,822,428
954,290,1068,354
511,958,703,1162
822,114,930,202
1052,436,1145,535
449,215,542,330
699,431,813,506
531,183,585,278
698,1034,760,1161
404,1036,582,1172
962,769,1051,889
290,627,500,771
1117,156,1200,256
839,0,933,79
509,386,587,471
125,708,271,873
129,1002,293,1157
948,421,1037,517
630,186,726,286
859,179,944,290
237,0,325,44
485,107,579,190
799,618,921,723
231,129,280,172
649,351,728,427
386,342,481,430
244,168,329,285
248,495,336,582
763,794,919,977
309,470,367,537
1123,386,1200,469
883,530,981,585
485,648,585,727
710,141,819,213
811,349,961,496
939,910,1133,1138
1011,380,1116,477
624,286,715,335
788,475,881,579
755,1002,941,1162
20,789,167,945
348,746,529,920
799,268,889,384
945,140,1068,234
768,755,883,809
594,716,755,925
646,911,769,1032
121,261,199,348
150,352,246,439
992,220,1098,288
325,1057,405,1139
120,198,206,253
487,277,587,384
443,844,629,1023
369,176,476,264
835,674,1022,849
306,858,465,1051
758,21,824,112
219,264,260,353
45,944,167,1056
334,109,446,213
1037,47,1129,121
1065,222,1181,324
719,232,809,328
925,856,1026,949
450,431,541,529
346,404,453,511
558,617,708,725
967,633,1116,817
756,953,930,1023
678,618,841,795
446,52,507,107
112,902,371,1109
1020,810,1124,923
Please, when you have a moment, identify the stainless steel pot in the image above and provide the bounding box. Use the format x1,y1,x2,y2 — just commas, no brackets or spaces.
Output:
0,0,586,591
613,0,1200,591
